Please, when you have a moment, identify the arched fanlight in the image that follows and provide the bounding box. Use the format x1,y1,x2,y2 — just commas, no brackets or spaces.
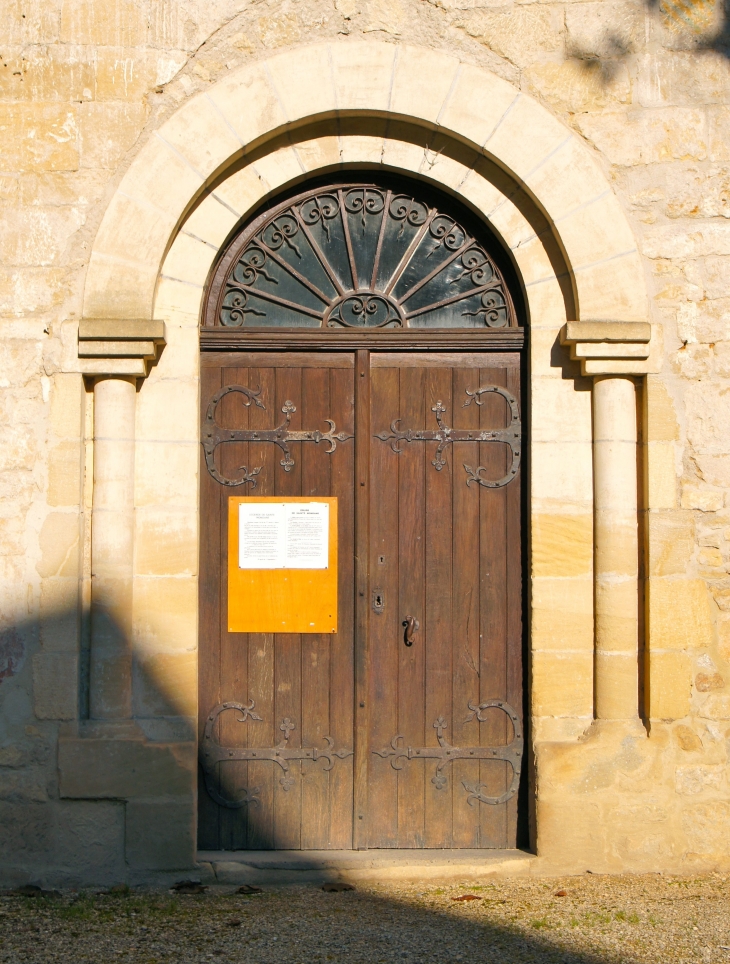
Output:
204,182,517,330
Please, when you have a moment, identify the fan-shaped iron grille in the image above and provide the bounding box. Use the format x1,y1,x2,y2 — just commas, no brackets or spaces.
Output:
204,182,517,330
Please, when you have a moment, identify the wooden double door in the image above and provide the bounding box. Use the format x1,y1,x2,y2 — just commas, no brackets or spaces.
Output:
198,348,523,850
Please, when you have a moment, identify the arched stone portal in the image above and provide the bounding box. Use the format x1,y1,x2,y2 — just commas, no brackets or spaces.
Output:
68,41,661,871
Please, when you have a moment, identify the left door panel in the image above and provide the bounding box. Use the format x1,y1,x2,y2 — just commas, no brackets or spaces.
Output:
198,352,356,850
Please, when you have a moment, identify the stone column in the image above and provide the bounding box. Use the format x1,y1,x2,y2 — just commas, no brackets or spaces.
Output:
592,376,639,721
89,376,136,720
561,321,659,724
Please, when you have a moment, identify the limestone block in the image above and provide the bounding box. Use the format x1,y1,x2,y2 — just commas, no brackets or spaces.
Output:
575,109,708,166
681,801,730,856
329,41,396,113
93,47,169,103
252,146,308,193
531,441,593,508
133,575,197,655
0,103,79,173
0,766,49,803
487,96,571,188
532,513,593,578
91,190,178,268
207,65,288,148
647,510,695,576
390,46,459,124
532,650,593,718
211,166,268,220
50,373,84,440
181,197,239,250
530,378,592,443
642,221,730,261
379,131,426,174
154,277,205,323
529,138,618,232
296,134,342,174
647,641,692,720
565,1,643,60
157,96,243,180
82,253,159,320
36,512,79,579
501,234,554,290
134,507,197,577
162,233,216,289
0,46,95,103
681,485,724,511
142,324,198,382
438,63,518,148
59,0,148,45
575,252,650,324
59,739,196,799
674,724,703,752
648,578,714,651
458,5,563,68
79,103,150,171
719,614,730,662
133,650,197,719
265,44,336,121
531,576,593,651
136,378,198,443
0,800,125,887
135,441,198,508
636,50,730,108
524,59,631,113
699,693,730,719
646,442,677,509
47,440,82,508
125,800,195,871
32,653,78,721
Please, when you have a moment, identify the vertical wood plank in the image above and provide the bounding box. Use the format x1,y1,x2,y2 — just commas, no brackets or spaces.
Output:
246,366,276,850
300,366,332,849
451,366,482,848
198,365,222,850
218,366,252,851
329,364,356,849
396,366,426,848
424,367,453,848
506,364,523,848
478,366,509,849
366,363,399,848
273,366,303,850
353,350,371,849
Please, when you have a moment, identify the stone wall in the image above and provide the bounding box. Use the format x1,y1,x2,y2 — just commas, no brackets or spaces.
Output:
1,0,730,883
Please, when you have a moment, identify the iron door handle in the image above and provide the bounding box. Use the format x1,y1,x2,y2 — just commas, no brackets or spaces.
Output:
403,615,420,646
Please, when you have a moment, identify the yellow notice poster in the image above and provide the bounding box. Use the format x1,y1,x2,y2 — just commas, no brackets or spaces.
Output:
228,496,338,634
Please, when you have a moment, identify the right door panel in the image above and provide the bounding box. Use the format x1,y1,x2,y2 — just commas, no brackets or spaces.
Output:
367,352,523,849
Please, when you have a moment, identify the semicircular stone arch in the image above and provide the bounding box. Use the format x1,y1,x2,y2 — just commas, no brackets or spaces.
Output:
82,40,648,328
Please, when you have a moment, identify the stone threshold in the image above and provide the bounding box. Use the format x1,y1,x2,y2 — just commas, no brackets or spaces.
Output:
196,849,536,885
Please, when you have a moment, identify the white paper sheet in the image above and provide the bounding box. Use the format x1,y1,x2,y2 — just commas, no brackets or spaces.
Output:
238,502,329,569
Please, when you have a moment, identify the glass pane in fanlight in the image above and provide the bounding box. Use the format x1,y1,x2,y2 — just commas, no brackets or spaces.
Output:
297,194,353,293
233,246,326,314
342,187,387,289
374,195,430,292
258,212,339,304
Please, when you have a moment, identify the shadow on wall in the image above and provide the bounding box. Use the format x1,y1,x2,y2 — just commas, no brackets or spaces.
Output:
568,0,730,83
0,607,197,889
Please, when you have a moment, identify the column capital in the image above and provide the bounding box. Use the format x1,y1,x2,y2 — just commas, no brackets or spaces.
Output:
78,319,166,378
560,320,662,377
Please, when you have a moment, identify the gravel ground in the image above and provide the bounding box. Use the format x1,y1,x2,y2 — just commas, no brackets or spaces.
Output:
2,873,730,964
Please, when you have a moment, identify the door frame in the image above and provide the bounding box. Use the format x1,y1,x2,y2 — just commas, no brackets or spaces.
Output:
199,328,528,849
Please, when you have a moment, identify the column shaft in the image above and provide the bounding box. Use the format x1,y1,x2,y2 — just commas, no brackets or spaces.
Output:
592,376,640,721
89,377,136,720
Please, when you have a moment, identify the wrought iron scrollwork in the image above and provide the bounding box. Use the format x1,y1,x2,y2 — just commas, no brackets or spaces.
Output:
375,385,521,488
202,385,354,486
372,700,523,806
201,700,353,809
207,182,517,330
